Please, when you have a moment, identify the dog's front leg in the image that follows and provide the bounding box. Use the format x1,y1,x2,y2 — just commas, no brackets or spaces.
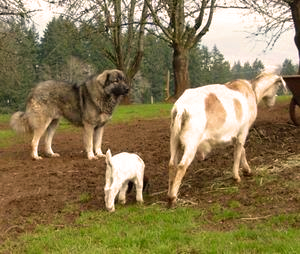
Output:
94,126,105,157
83,123,96,160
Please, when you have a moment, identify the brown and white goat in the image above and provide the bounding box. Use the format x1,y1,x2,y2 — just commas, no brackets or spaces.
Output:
168,73,286,207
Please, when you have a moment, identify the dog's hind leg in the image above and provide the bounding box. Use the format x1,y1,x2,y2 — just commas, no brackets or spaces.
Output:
44,119,60,157
94,126,105,157
31,119,52,160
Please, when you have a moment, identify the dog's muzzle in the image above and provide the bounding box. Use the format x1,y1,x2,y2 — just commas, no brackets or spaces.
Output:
112,84,130,96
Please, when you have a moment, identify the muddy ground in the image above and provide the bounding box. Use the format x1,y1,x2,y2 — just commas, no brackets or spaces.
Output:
0,102,299,242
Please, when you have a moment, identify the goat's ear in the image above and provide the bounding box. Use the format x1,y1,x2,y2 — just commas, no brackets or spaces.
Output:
105,149,112,165
278,76,288,93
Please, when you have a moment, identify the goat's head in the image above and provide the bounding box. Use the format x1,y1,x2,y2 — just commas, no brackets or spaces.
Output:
253,73,287,107
264,76,287,107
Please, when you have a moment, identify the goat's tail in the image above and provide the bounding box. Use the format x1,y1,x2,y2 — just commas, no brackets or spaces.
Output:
10,111,32,133
170,106,189,139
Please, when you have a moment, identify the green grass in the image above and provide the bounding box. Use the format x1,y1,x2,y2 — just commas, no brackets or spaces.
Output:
0,103,173,147
0,129,18,148
110,103,172,123
1,205,299,253
276,94,292,103
0,114,10,122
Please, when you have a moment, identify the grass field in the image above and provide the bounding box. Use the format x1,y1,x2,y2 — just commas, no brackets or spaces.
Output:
1,205,299,253
0,103,173,148
1,98,300,253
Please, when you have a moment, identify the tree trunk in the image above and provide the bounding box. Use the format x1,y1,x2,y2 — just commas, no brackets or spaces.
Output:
289,0,300,74
172,44,190,100
121,79,132,104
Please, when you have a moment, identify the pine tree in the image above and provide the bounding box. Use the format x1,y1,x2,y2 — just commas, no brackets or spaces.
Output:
281,59,298,75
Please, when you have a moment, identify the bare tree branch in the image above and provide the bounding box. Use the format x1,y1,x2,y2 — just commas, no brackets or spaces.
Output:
46,0,149,90
0,0,34,22
236,0,293,49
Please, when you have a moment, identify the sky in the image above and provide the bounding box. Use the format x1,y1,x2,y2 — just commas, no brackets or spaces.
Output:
27,0,298,69
201,8,298,69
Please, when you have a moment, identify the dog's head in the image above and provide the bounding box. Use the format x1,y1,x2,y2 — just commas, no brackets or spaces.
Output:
97,69,130,97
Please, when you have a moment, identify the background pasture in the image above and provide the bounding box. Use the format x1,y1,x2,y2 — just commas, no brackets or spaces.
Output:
0,98,299,253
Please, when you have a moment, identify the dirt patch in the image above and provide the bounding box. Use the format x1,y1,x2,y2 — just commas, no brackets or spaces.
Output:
0,102,299,241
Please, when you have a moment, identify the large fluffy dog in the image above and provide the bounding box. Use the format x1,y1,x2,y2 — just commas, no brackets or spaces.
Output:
10,69,129,160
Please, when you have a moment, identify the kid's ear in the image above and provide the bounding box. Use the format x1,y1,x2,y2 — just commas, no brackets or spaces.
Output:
105,149,112,165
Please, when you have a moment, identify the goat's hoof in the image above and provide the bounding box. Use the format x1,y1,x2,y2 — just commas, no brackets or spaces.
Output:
167,197,177,208
136,202,144,208
88,156,98,160
32,156,43,160
234,177,241,183
243,171,253,177
47,153,60,158
119,200,126,205
107,207,115,213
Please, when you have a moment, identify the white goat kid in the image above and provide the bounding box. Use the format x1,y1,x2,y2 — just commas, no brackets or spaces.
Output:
168,73,286,207
104,149,145,212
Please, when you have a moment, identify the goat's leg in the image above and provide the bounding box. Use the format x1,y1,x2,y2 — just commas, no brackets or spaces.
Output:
135,177,144,203
104,188,110,208
168,135,180,196
233,142,243,182
118,182,129,204
44,119,60,157
240,147,252,176
168,145,197,207
168,164,177,199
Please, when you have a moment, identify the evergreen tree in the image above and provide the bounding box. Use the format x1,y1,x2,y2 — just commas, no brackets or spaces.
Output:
231,59,264,81
39,16,81,81
189,45,212,87
78,21,113,72
0,22,39,112
242,61,253,80
131,71,151,103
281,59,298,75
210,45,231,84
141,33,172,102
252,59,265,78
231,61,243,80
15,25,40,108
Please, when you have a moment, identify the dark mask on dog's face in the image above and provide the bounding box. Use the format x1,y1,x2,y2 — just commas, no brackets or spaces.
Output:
111,84,129,96
105,72,130,96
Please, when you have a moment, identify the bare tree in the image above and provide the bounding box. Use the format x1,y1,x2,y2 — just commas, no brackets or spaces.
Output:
47,0,148,93
0,0,35,23
145,0,217,99
237,0,299,73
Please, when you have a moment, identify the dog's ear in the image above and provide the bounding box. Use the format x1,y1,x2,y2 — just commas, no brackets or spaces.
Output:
97,70,109,85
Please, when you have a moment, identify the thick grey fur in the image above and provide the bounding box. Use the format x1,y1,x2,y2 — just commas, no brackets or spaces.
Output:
10,69,129,160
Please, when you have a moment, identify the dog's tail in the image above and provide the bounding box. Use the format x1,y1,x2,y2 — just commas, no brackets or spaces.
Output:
10,111,32,133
